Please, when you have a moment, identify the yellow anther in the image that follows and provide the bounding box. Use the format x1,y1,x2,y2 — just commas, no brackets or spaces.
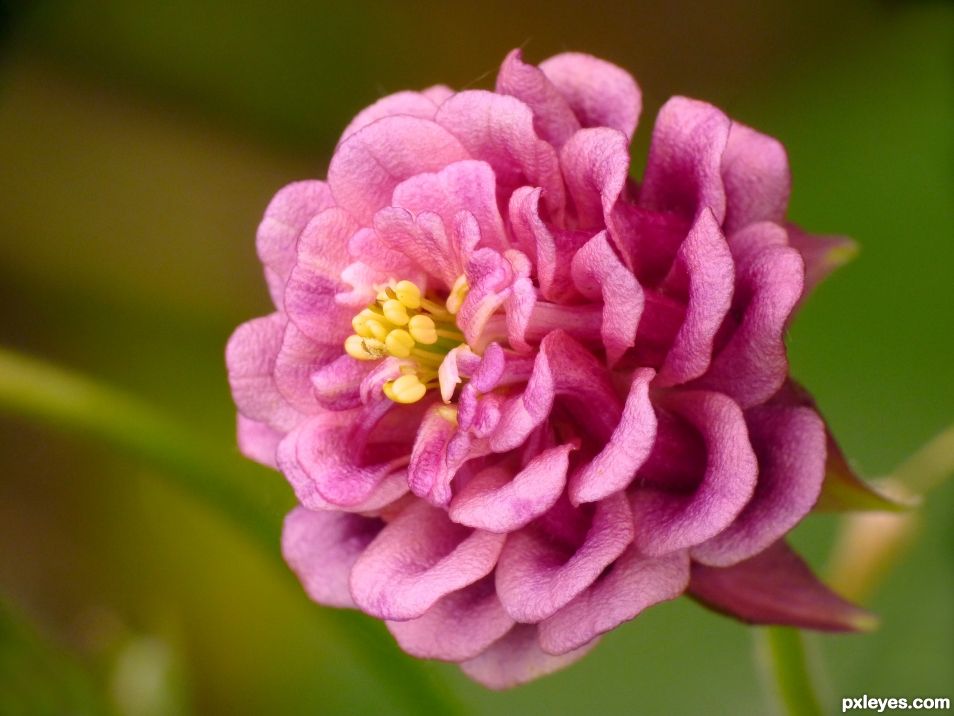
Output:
383,374,428,404
394,280,422,309
446,275,469,315
382,299,410,326
408,314,438,345
384,328,415,358
352,308,380,337
363,318,390,342
345,335,386,360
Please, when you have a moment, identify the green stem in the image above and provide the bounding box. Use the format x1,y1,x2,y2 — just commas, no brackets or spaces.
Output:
0,346,465,716
756,627,824,716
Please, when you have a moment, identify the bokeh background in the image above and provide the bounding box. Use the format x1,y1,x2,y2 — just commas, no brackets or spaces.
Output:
1,1,952,714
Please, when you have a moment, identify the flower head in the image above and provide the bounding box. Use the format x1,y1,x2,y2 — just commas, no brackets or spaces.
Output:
227,50,871,688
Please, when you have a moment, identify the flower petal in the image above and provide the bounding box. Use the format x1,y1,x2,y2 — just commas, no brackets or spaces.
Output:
539,52,641,140
409,404,467,507
721,122,791,233
691,402,826,566
449,444,574,532
689,541,877,631
460,624,597,690
630,390,757,556
495,492,633,622
570,368,656,504
560,128,630,231
640,97,730,222
350,502,506,620
538,547,688,655
282,506,383,609
236,415,283,468
338,90,443,144
328,116,468,223
386,576,514,662
275,322,342,413
786,223,858,301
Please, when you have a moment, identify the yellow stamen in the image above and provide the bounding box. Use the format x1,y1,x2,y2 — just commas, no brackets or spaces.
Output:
408,314,438,345
364,319,390,342
383,374,428,404
382,299,410,326
344,335,386,360
394,280,422,309
446,275,469,315
384,329,415,358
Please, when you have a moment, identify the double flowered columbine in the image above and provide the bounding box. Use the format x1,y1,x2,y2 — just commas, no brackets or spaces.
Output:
227,50,880,688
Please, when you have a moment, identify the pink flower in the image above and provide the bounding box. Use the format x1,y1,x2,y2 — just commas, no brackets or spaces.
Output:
227,50,872,688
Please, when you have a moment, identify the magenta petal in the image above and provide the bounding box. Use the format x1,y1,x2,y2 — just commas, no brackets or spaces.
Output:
350,502,506,620
392,159,508,255
570,368,656,504
282,506,382,609
236,415,283,468
721,122,791,233
696,226,804,407
225,313,300,431
328,116,468,223
692,403,826,566
310,355,372,411
338,90,443,144
449,444,574,532
656,208,734,386
640,97,731,222
460,624,597,690
274,322,341,413
630,390,757,556
690,541,876,631
560,128,630,230
495,50,581,148
787,223,858,300
570,230,644,365
436,90,565,214
387,576,514,661
256,180,336,306
495,492,634,622
408,405,465,507
539,52,641,140
539,547,689,655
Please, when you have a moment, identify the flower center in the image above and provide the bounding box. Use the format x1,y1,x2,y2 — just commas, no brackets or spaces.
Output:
343,278,469,404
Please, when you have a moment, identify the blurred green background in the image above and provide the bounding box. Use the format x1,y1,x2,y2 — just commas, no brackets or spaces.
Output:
1,1,951,714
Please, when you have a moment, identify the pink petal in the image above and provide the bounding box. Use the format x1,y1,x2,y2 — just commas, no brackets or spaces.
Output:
539,547,689,655
256,181,335,306
408,404,466,507
449,444,575,532
640,97,731,222
338,90,443,144
495,492,634,622
282,506,382,609
236,415,283,468
655,208,734,386
386,576,514,661
539,52,641,140
721,122,791,233
435,90,564,215
689,541,876,631
225,313,300,431
695,225,804,407
310,354,373,411
327,116,468,223
495,49,580,147
692,402,826,566
560,127,630,230
350,501,506,620
570,230,644,365
630,390,758,556
570,368,656,504
275,322,341,413
392,159,508,254
373,208,463,288
460,624,598,690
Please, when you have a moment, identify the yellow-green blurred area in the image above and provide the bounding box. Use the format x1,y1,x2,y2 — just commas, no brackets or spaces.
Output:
1,0,952,714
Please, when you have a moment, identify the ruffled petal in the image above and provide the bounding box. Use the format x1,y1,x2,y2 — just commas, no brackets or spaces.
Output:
721,122,790,233
655,208,734,385
570,230,644,365
630,390,757,556
495,492,634,622
691,402,826,566
408,404,467,507
236,415,283,468
539,52,641,140
538,547,688,655
256,181,336,306
282,506,383,609
328,116,468,223
560,128,630,231
689,541,876,631
350,502,506,620
495,50,581,147
275,322,341,413
569,368,656,504
449,444,574,532
435,90,565,214
338,90,443,144
460,624,597,690
310,354,372,411
386,576,514,661
640,97,731,222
